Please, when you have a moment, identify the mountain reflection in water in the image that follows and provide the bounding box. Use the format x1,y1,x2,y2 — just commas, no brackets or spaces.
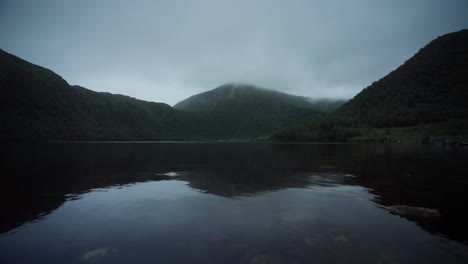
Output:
1,143,467,264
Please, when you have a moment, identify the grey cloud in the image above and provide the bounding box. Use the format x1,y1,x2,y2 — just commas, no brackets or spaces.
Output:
1,0,467,105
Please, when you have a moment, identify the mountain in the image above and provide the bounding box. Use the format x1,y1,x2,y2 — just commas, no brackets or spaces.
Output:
175,83,343,113
0,49,342,141
174,83,345,139
274,29,468,142
0,49,208,141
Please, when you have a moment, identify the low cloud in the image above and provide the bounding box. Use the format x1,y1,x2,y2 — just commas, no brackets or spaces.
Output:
1,0,467,105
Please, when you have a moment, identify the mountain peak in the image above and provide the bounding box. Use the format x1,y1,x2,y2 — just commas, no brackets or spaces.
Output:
174,83,301,112
174,82,345,115
215,82,258,90
212,82,275,97
172,83,338,138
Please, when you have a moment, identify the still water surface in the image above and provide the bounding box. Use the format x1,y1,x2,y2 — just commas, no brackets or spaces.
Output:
0,143,467,263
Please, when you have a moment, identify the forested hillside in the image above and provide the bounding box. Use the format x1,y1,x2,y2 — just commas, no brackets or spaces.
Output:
274,30,468,142
0,49,207,140
175,83,345,139
0,49,341,140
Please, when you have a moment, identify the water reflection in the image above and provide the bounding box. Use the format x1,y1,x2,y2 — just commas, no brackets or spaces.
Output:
1,143,468,263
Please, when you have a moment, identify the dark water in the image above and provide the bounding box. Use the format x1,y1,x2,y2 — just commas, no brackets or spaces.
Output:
1,143,468,264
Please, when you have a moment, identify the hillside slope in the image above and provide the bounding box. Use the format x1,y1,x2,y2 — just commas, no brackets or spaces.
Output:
0,49,207,140
0,49,342,141
175,83,345,138
274,29,468,142
175,83,343,113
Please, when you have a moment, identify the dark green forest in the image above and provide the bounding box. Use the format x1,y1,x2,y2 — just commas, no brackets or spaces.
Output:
1,30,467,142
0,49,210,140
273,29,468,143
174,83,344,139
0,49,341,141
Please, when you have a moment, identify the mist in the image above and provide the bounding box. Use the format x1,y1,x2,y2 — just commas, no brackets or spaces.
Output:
1,0,467,105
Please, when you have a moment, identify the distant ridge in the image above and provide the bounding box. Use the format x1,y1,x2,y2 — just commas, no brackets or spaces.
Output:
174,83,345,138
175,82,313,112
4,29,465,142
0,50,342,140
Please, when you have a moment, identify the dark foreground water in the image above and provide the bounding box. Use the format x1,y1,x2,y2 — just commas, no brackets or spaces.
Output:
1,143,468,264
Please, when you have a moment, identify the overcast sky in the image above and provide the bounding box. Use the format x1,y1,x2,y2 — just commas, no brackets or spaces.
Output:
1,0,467,105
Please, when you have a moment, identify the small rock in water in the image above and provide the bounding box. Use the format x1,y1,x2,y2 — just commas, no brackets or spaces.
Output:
82,247,117,262
384,205,440,219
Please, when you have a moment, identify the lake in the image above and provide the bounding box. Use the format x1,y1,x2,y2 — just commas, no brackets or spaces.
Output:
1,142,467,263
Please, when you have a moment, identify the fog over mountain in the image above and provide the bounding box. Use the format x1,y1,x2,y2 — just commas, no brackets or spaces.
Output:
1,0,467,104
